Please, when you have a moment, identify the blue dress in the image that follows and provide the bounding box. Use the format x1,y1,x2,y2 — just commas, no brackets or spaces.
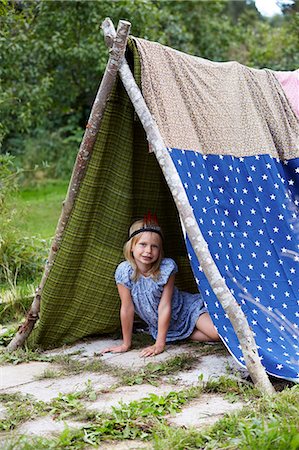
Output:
115,258,207,342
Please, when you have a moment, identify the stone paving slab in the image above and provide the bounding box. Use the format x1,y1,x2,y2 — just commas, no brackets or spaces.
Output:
99,343,198,370
0,362,54,390
85,383,181,413
45,338,207,370
99,441,151,449
18,416,86,436
5,372,118,402
169,354,248,385
44,338,124,359
168,393,245,428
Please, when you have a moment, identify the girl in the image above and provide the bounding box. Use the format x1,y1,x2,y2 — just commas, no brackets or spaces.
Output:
102,218,219,357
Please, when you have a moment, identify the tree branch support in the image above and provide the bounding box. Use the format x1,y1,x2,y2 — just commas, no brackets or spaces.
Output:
7,19,131,352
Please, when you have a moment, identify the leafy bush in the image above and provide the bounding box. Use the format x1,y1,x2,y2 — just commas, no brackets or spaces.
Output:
1,0,298,150
7,124,82,182
0,234,48,285
0,154,49,285
0,153,18,208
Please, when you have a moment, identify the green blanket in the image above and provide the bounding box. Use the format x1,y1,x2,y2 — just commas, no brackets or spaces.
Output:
29,40,196,349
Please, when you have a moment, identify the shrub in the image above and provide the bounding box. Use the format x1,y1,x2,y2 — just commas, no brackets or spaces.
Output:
8,125,82,182
0,154,49,285
0,234,48,285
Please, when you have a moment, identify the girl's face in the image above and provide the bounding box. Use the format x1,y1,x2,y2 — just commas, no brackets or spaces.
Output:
131,232,162,273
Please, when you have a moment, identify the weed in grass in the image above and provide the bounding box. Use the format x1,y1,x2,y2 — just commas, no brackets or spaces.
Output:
204,375,260,400
49,392,87,421
0,393,46,431
45,380,100,421
250,384,299,423
121,353,199,386
35,368,62,380
82,379,98,401
1,428,86,450
83,390,193,444
0,347,55,365
233,417,299,450
176,385,299,450
49,353,105,376
0,349,98,369
0,281,36,325
0,325,17,347
152,424,204,450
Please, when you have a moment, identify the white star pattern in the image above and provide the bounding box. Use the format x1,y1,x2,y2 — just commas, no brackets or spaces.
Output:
170,149,299,382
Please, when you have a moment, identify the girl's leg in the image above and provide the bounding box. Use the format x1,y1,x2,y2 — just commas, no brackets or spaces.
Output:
189,312,220,342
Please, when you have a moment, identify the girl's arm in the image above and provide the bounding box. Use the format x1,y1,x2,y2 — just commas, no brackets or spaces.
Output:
101,284,135,354
140,274,175,357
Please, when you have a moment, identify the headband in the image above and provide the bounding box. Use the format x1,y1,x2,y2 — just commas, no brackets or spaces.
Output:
128,226,163,241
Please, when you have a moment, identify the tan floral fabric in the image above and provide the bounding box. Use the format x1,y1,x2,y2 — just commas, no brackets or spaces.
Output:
134,38,299,159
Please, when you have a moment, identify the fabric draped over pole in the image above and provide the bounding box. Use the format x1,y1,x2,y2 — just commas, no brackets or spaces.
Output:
133,38,299,382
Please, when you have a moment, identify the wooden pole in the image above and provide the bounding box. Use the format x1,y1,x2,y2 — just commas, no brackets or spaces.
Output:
7,19,131,352
102,18,274,394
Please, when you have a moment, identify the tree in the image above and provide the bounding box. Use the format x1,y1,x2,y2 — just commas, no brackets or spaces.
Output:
1,0,298,156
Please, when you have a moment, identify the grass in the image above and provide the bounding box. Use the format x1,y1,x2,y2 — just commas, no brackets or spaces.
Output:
10,180,68,239
1,380,298,450
0,180,68,323
0,281,36,324
120,353,200,386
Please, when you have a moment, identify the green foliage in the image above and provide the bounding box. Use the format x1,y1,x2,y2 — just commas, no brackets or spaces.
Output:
0,0,174,148
0,1,53,146
121,353,198,385
0,234,48,284
1,430,86,450
1,0,298,158
232,417,299,450
82,390,191,444
0,156,38,294
0,154,48,289
204,375,262,400
0,154,19,213
0,347,54,364
0,325,17,347
229,8,299,69
0,392,46,431
49,392,87,420
9,126,82,181
0,281,36,324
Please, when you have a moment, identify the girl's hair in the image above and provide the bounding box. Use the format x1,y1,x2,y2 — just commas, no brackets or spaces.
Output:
123,219,164,281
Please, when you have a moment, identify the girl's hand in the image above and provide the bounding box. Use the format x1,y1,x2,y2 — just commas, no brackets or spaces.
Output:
101,344,130,354
140,343,165,357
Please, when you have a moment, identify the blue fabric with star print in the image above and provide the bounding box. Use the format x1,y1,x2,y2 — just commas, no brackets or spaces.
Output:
115,257,207,342
169,148,299,382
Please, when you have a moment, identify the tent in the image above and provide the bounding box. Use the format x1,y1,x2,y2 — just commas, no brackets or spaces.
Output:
10,20,299,387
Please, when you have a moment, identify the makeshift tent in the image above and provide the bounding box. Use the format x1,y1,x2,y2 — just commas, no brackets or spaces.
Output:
10,20,299,386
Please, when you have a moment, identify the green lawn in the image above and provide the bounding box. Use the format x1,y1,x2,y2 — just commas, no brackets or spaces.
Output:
12,180,69,239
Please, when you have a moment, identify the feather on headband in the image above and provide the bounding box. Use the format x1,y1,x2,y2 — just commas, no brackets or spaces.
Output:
128,212,163,241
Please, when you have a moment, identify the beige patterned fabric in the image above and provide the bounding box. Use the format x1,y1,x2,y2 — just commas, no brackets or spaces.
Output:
134,38,299,159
